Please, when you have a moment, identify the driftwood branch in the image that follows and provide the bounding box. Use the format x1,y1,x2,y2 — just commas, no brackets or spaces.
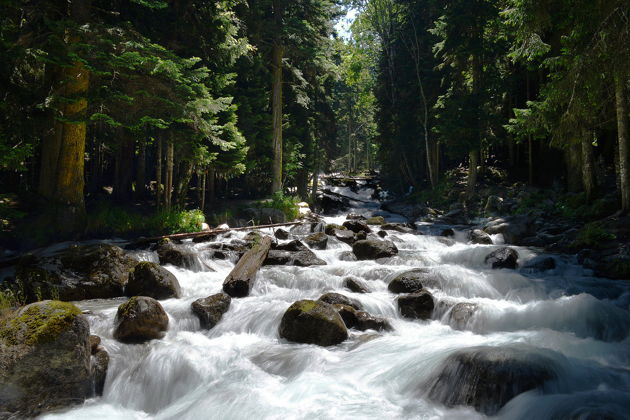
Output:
223,235,272,297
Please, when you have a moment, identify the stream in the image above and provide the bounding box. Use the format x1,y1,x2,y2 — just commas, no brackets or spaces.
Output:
42,180,630,420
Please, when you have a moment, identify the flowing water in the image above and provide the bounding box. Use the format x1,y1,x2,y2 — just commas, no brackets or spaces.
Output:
42,181,630,420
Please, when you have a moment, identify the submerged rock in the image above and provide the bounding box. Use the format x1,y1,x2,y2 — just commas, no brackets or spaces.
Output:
92,347,109,396
318,292,362,310
397,290,434,319
0,301,92,417
191,293,231,329
448,302,478,329
469,229,493,245
426,346,558,415
485,247,519,269
338,251,357,261
343,277,370,293
125,261,181,299
352,240,398,260
523,255,556,272
113,296,169,343
13,244,136,302
279,300,348,346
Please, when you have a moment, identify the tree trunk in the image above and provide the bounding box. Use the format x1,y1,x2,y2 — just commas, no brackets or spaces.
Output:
565,144,582,193
200,170,206,211
615,73,629,212
175,160,193,208
271,42,284,194
156,137,162,209
468,51,482,197
38,0,89,232
165,136,174,209
208,167,216,204
114,128,134,202
466,148,479,197
581,132,595,201
136,138,146,199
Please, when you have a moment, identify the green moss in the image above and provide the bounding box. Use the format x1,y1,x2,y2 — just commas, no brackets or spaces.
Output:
117,296,139,318
293,299,319,312
570,222,616,250
366,216,385,225
0,301,81,346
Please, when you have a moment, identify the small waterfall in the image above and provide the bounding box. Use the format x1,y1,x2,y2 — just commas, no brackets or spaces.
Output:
41,179,630,420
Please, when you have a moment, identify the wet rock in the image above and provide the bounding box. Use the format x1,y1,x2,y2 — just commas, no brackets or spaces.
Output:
380,201,428,219
342,220,371,234
320,194,350,214
192,232,217,243
113,296,168,343
0,301,92,417
318,292,362,310
125,261,181,300
441,228,455,237
594,252,630,280
484,215,534,244
381,223,416,233
377,230,388,238
356,231,368,240
485,247,519,269
264,249,326,267
331,303,359,328
343,277,370,293
89,335,101,353
13,244,136,302
484,195,504,215
426,346,558,415
191,293,231,329
523,255,556,272
366,216,385,225
469,229,493,245
448,302,478,329
352,240,398,260
324,223,347,235
355,311,392,332
274,228,290,240
243,231,263,244
397,290,434,319
388,268,434,293
333,229,356,245
346,213,366,220
273,239,307,252
156,240,198,270
305,232,328,250
338,251,357,262
278,300,348,346
289,222,324,236
92,348,109,396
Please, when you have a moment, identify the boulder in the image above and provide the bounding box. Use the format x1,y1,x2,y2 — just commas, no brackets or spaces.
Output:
342,220,371,234
346,213,366,220
523,255,556,272
113,296,169,343
156,240,199,270
388,268,439,294
426,346,558,415
595,254,630,280
469,229,493,245
485,247,519,269
191,293,231,329
0,301,92,417
380,201,428,220
125,261,181,300
305,232,328,250
352,240,398,260
366,216,386,225
89,334,101,353
331,304,392,332
320,194,350,214
274,228,290,240
484,195,504,215
377,230,388,238
13,244,136,302
264,248,326,267
484,215,533,244
92,348,109,396
272,239,307,252
397,290,434,319
324,223,346,235
318,292,362,310
448,302,478,329
380,223,416,234
338,251,357,261
343,277,370,293
333,229,356,245
278,300,348,346
441,228,455,237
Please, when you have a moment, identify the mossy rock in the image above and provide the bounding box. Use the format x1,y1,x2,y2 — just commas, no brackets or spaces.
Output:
0,300,92,417
125,261,181,300
279,299,348,346
114,296,169,343
324,223,347,235
366,216,385,225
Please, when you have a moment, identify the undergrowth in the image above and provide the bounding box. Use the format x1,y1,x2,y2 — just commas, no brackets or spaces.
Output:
259,192,300,221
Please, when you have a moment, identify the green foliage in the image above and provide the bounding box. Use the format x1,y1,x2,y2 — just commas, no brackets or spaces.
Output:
259,192,300,221
571,222,616,249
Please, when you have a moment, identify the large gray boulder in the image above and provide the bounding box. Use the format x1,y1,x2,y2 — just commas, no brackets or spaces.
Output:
352,240,398,260
279,300,348,346
331,304,392,332
156,240,198,270
305,232,328,250
191,293,231,329
0,301,93,417
318,292,362,310
484,215,534,244
388,268,436,293
343,277,370,293
264,248,326,267
397,290,434,319
426,346,558,415
342,220,371,234
469,229,493,245
125,261,181,299
113,296,169,343
13,244,136,302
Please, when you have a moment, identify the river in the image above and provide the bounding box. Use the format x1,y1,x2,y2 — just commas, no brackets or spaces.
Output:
42,180,630,419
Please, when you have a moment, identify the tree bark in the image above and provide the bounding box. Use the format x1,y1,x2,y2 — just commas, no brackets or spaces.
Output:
223,236,272,297
565,144,582,193
208,167,216,204
175,160,193,208
615,73,629,212
165,136,174,209
114,128,134,202
156,137,162,209
271,41,284,194
136,137,146,198
581,132,595,201
466,149,479,197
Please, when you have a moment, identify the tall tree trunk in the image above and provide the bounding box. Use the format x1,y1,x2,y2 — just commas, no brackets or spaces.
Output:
615,73,629,212
156,137,162,209
467,52,482,197
136,137,146,199
466,149,479,197
271,41,284,194
208,167,216,204
581,132,595,201
200,170,207,211
175,161,193,208
165,136,174,209
114,128,134,202
38,0,89,232
566,144,582,193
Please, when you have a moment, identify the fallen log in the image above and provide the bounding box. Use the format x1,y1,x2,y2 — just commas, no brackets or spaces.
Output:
128,221,305,248
321,189,373,204
223,235,272,297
